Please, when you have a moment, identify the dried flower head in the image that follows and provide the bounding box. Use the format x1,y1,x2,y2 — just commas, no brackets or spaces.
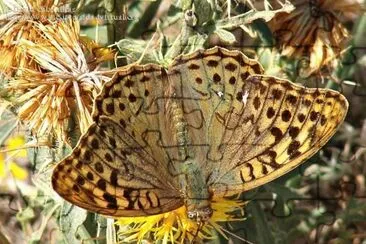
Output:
269,0,363,72
116,198,245,243
0,0,70,76
5,19,113,142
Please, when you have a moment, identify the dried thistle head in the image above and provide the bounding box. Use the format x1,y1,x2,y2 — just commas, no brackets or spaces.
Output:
0,0,70,76
268,0,363,73
5,19,114,143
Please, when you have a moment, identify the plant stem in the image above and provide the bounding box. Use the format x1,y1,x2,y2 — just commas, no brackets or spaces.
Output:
0,228,10,244
104,0,128,44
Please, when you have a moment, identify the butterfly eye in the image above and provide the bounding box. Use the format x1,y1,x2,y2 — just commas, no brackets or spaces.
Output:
187,212,195,219
201,215,209,221
203,208,212,215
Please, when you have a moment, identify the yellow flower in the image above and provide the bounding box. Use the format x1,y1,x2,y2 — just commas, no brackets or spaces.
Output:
7,136,28,158
80,36,116,65
0,154,6,178
0,135,28,180
5,19,112,142
9,161,28,180
268,0,363,73
116,198,245,243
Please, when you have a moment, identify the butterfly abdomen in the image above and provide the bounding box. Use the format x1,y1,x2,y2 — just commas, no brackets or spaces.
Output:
169,99,189,160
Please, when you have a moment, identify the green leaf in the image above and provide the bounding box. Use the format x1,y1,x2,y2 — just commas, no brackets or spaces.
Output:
185,34,207,53
175,0,193,10
0,108,17,145
215,2,294,30
116,39,162,64
251,19,275,47
158,22,169,58
213,28,236,44
127,0,163,38
193,0,214,26
16,206,35,223
246,202,275,244
58,203,91,244
159,4,182,30
29,203,60,244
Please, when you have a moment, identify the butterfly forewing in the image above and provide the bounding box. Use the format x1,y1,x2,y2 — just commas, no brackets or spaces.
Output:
52,47,348,217
52,64,184,217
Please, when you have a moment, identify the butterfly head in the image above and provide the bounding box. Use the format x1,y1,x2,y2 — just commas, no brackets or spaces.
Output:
187,206,213,225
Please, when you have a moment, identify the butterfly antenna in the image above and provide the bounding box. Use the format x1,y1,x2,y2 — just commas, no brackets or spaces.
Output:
215,224,255,244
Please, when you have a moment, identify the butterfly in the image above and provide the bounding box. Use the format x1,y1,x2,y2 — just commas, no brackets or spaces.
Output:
52,47,348,224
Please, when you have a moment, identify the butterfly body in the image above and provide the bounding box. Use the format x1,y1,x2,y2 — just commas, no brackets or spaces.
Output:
168,98,189,160
169,96,213,223
52,47,348,223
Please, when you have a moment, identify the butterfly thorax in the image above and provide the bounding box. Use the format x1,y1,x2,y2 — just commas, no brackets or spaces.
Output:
168,98,213,223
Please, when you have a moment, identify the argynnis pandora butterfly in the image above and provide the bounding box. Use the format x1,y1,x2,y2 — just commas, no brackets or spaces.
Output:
52,47,348,223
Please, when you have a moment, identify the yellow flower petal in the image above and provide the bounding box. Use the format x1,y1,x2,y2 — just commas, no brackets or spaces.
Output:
9,161,28,180
0,154,6,178
116,198,246,243
7,136,27,158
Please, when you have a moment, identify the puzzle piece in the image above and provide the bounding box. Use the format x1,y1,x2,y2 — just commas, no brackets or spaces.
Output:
263,37,366,235
237,133,366,242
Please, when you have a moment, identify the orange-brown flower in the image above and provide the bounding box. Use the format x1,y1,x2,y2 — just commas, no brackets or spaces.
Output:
5,19,114,142
0,0,70,76
269,0,363,72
